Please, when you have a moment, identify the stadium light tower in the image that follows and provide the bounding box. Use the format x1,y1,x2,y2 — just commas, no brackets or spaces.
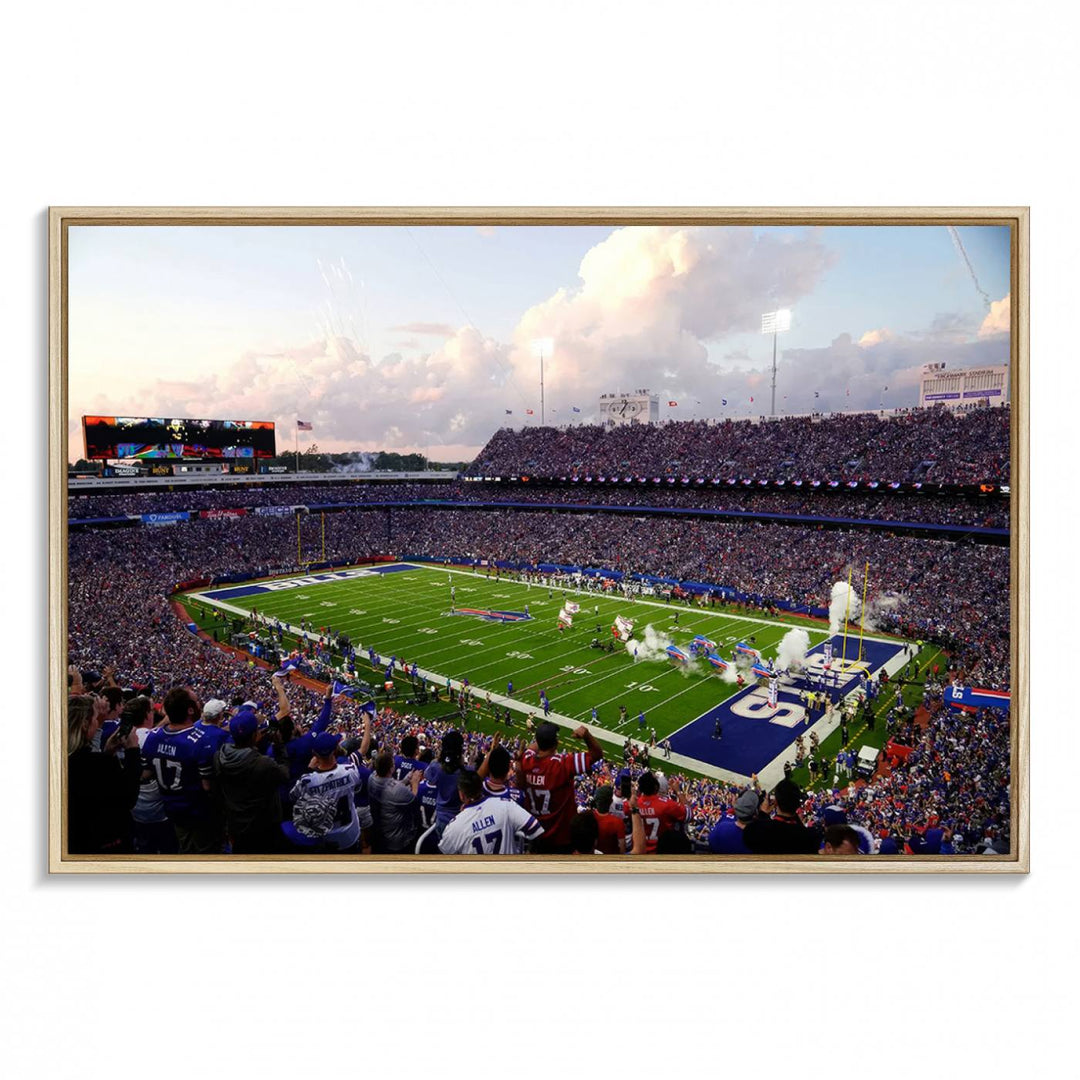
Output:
531,338,554,425
761,308,792,416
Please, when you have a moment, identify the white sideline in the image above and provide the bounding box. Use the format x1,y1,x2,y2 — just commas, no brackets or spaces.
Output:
186,575,750,784
185,563,908,788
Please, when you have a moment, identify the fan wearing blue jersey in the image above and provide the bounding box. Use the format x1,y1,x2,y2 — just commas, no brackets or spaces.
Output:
195,699,231,755
273,674,335,782
393,734,426,781
423,730,470,835
415,748,439,829
140,686,224,854
438,770,543,855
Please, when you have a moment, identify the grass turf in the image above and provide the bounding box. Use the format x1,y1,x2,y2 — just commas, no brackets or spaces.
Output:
185,563,847,763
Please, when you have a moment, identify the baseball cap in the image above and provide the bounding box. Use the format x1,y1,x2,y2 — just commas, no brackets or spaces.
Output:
822,805,848,826
202,699,227,721
229,710,259,739
312,731,343,758
241,700,258,710
734,789,760,822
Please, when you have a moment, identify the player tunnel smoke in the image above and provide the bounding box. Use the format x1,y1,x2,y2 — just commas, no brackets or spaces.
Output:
775,627,811,672
861,591,904,632
626,623,673,662
828,579,862,636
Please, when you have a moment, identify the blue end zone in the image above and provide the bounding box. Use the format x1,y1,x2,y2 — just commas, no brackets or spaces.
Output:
668,635,906,776
198,563,418,601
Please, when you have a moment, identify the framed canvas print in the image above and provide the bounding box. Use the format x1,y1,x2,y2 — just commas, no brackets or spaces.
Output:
48,207,1028,873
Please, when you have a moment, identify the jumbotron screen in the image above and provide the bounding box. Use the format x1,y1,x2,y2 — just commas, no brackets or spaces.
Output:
82,416,277,460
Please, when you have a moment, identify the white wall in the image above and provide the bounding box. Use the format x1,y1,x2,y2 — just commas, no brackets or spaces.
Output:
3,3,1072,1078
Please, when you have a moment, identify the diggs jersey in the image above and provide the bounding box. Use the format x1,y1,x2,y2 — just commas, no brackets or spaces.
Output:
519,749,594,846
423,763,469,827
288,761,366,850
635,794,688,853
417,778,438,828
438,796,544,855
141,724,216,824
394,755,426,782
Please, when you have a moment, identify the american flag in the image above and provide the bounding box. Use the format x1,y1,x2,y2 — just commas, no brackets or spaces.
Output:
297,420,313,431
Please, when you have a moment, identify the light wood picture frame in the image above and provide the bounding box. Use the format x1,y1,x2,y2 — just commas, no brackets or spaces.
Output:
49,206,1029,873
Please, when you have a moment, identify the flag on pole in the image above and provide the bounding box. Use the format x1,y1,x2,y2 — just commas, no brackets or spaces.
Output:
572,406,581,413
721,398,728,406
564,601,580,614
749,396,754,403
814,391,820,398
526,409,534,415
668,400,678,407
768,678,779,709
557,606,573,627
297,420,313,431
505,409,513,415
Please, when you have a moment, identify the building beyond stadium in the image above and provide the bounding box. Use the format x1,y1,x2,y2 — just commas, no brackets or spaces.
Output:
919,363,1009,409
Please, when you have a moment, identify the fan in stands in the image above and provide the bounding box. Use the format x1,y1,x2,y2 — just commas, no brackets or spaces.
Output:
66,406,1011,859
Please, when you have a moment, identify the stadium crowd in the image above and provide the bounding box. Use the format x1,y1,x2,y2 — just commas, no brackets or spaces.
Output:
67,655,1011,857
384,508,1010,687
467,406,1010,484
69,497,1010,689
65,402,1012,858
69,482,1009,529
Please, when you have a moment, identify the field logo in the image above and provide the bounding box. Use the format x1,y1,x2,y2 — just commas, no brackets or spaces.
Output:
262,568,378,592
452,608,532,623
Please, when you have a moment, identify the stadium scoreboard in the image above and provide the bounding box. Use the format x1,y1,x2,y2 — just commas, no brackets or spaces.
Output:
82,415,276,461
599,390,659,426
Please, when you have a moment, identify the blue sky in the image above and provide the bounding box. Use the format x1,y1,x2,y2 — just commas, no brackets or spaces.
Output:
68,222,1011,459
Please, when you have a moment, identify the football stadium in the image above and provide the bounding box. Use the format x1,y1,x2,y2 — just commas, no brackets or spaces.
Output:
66,404,1012,859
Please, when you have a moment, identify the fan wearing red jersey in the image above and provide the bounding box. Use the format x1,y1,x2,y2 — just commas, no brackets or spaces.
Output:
517,721,603,854
633,771,688,853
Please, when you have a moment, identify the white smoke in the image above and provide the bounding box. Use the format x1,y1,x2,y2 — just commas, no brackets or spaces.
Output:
862,591,904,631
775,628,811,673
828,579,862,636
627,623,673,663
719,661,738,684
330,451,375,474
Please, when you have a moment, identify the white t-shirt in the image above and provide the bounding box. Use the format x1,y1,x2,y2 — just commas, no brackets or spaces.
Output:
438,797,544,855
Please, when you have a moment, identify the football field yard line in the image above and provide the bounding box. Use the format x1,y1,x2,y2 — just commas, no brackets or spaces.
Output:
186,563,853,779
240,568,782,702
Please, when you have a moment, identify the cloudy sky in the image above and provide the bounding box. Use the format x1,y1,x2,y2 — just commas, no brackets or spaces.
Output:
67,223,1011,462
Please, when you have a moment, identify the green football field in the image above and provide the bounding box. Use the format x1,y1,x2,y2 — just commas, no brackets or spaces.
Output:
186,562,835,762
